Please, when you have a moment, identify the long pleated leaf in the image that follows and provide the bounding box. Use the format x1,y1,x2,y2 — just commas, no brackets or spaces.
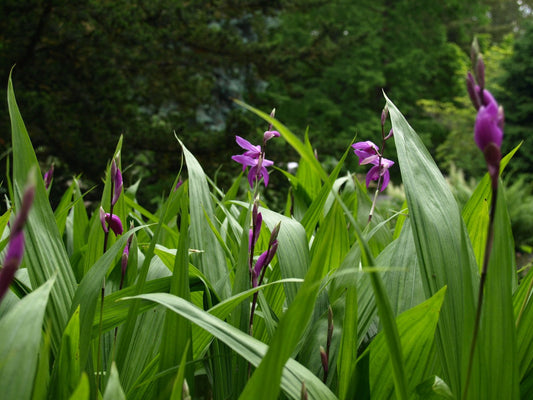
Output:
8,73,77,354
370,287,446,398
0,278,55,400
180,140,230,298
386,93,478,395
123,293,336,400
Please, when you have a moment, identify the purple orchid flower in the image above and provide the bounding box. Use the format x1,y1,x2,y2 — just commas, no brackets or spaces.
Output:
474,89,504,152
263,130,280,142
232,136,275,187
352,141,380,165
235,136,261,160
100,207,123,236
366,158,395,191
352,140,394,191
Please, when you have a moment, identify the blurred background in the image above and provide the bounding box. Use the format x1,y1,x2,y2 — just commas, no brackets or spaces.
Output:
1,0,533,217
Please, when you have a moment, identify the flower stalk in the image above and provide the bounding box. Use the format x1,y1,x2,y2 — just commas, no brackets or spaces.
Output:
463,42,504,400
352,106,394,223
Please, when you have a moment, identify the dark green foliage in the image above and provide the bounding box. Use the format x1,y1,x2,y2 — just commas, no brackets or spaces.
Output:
0,0,503,210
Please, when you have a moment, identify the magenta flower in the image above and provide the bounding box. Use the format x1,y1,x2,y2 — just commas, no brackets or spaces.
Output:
352,140,394,191
252,240,278,288
235,136,261,160
100,207,123,236
232,136,275,188
366,158,394,191
352,141,380,165
263,130,280,142
474,89,503,152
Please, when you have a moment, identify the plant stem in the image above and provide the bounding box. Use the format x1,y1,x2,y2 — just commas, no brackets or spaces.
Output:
462,184,498,400
97,178,115,391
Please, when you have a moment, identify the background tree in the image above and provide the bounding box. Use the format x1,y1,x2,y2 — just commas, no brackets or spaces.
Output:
3,0,529,210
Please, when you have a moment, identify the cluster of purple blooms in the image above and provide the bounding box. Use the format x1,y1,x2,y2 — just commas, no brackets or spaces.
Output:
352,140,394,192
232,109,280,189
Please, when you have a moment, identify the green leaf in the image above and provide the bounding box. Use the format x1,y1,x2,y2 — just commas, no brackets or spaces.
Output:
169,341,190,400
337,284,358,400
124,293,336,400
414,376,454,400
50,306,82,400
158,195,192,396
68,373,90,400
239,210,342,399
70,227,143,370
0,278,55,400
462,144,520,270
471,183,519,399
515,266,533,385
257,207,309,305
8,73,77,355
370,287,447,398
103,362,126,400
179,139,230,298
385,93,478,395
380,220,425,316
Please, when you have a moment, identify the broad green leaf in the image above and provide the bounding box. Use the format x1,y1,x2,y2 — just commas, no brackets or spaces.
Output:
239,200,351,399
462,144,520,270
8,74,77,354
414,376,454,400
103,362,126,400
70,227,143,370
380,220,424,316
169,341,190,400
54,182,74,237
370,287,447,399
337,284,358,400
470,183,519,399
296,130,322,200
0,278,55,400
124,293,336,400
300,144,352,238
31,330,51,400
310,201,349,275
50,306,82,400
386,93,478,395
180,139,230,298
158,195,192,396
514,267,533,387
68,373,90,400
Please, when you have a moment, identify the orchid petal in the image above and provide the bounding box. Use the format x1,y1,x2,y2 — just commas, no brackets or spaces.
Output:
236,136,261,156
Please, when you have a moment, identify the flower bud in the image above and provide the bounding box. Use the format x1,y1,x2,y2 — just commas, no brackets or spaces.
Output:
476,54,485,91
466,72,480,110
111,159,123,206
44,164,54,190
